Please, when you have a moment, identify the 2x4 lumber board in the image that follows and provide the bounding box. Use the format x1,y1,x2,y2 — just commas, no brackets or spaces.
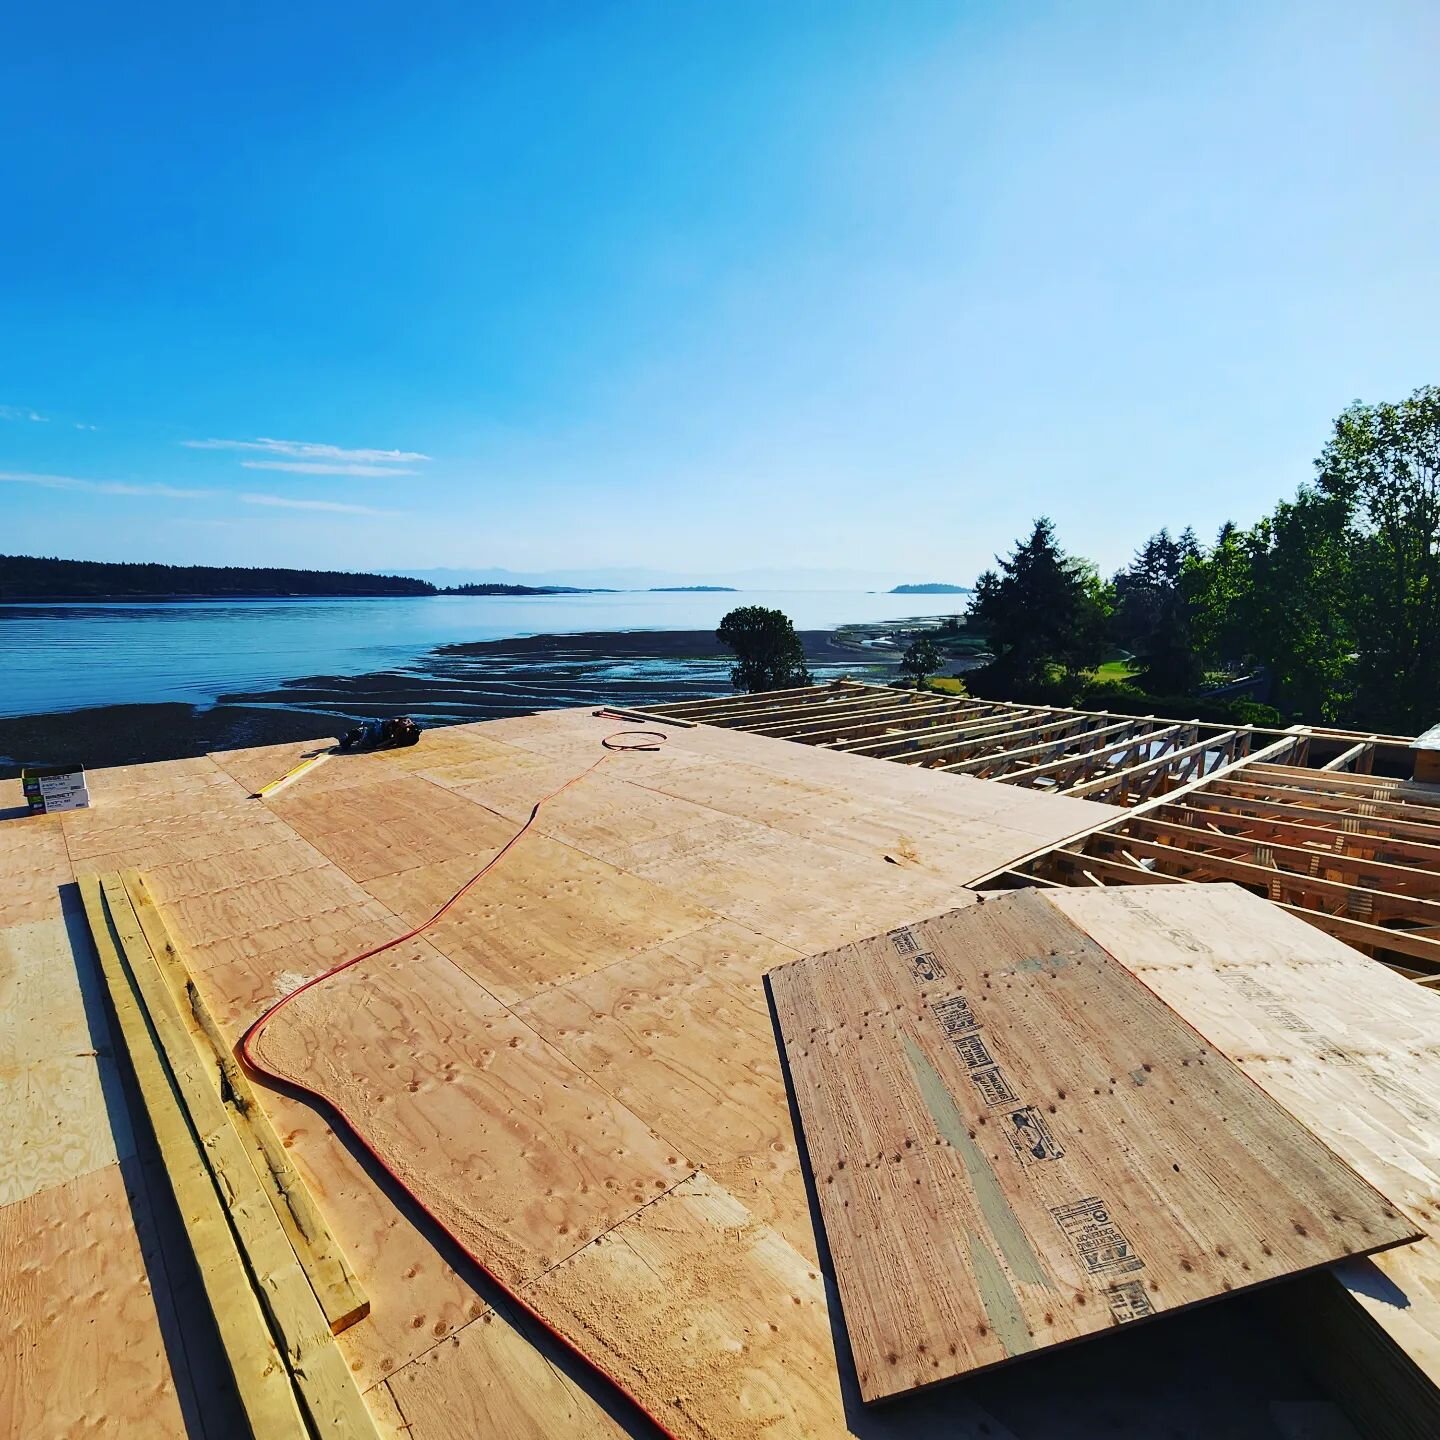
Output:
1084,832,1440,925
890,713,1097,771
651,683,874,725
1025,725,1191,792
773,699,998,747
736,693,960,738
839,707,1063,759
1118,816,1440,899
724,692,932,732
969,732,1307,889
1045,884,1440,1423
1321,740,1377,773
1210,777,1440,835
1176,791,1440,854
998,724,1178,788
77,875,308,1439
94,874,380,1439
1158,799,1440,871
1038,847,1184,887
120,869,370,1336
1245,765,1440,809
951,719,1169,779
639,681,857,718
818,699,1012,741
1065,727,1219,799
935,715,1116,774
767,889,1419,1402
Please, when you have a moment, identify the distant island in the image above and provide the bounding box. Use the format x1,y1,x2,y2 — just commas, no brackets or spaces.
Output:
890,582,972,594
1,554,436,601
444,582,610,596
0,555,625,601
648,585,737,593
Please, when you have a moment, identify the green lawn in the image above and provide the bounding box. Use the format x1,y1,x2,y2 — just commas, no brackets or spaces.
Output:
1092,659,1139,683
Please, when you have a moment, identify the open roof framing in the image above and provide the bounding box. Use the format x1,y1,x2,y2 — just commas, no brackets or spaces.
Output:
641,681,1439,980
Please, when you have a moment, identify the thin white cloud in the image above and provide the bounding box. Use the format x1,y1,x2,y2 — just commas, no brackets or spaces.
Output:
0,405,49,423
239,492,396,516
184,436,430,464
74,422,98,431
0,471,210,500
0,470,398,517
241,459,417,476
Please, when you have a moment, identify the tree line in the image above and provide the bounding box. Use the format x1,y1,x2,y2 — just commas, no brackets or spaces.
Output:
966,386,1439,734
716,387,1438,736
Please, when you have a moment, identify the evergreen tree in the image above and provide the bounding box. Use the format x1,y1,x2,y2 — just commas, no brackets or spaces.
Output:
968,517,1110,694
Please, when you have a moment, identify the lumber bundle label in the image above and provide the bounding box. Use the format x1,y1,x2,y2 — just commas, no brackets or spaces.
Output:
767,889,1421,1403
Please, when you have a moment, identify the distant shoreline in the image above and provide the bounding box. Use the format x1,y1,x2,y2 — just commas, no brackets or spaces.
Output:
0,620,933,781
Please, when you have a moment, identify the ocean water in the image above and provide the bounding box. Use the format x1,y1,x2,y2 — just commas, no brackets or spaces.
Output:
0,590,957,718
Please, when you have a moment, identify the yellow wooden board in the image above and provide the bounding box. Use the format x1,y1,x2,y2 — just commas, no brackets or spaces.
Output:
768,888,1421,1402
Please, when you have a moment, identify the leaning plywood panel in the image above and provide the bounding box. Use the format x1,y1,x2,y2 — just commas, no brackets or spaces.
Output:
1046,883,1440,1438
768,888,1420,1402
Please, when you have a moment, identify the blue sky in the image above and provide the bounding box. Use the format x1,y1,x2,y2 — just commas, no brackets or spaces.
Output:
2,1,1437,585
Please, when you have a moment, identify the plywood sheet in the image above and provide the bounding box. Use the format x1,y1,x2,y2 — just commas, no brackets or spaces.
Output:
0,1161,190,1438
1045,882,1440,1394
362,831,718,1005
248,942,694,1289
384,1304,630,1440
0,917,134,1207
768,888,1420,1402
526,1171,1004,1440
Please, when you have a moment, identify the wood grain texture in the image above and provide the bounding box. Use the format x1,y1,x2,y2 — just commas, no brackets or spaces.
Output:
249,939,695,1289
769,888,1421,1401
384,1305,630,1440
0,707,1150,1438
526,1171,1005,1440
123,870,370,1335
96,871,380,1438
0,1161,190,1439
0,916,134,1208
1046,883,1440,1415
78,874,307,1437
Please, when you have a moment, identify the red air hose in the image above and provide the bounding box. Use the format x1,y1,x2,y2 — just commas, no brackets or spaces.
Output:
241,720,682,1439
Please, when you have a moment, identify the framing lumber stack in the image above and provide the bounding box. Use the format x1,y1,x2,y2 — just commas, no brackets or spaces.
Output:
78,870,377,1439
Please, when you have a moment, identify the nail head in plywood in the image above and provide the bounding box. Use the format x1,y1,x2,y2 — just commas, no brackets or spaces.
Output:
767,889,1421,1403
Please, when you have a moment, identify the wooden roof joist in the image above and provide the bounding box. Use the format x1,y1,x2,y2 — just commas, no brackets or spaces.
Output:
731,693,976,739
942,716,1171,778
1114,815,1440,898
1159,796,1440,868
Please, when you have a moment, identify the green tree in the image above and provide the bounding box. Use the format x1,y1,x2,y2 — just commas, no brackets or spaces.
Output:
716,606,812,693
1111,527,1203,694
1187,491,1358,721
968,517,1111,696
1315,386,1440,731
900,634,942,689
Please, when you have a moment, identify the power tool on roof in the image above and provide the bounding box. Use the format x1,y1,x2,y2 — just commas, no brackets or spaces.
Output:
338,716,422,752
